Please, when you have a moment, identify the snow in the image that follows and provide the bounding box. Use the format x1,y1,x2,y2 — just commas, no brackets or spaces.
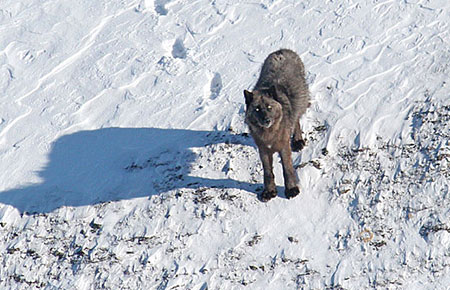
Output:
1,0,449,289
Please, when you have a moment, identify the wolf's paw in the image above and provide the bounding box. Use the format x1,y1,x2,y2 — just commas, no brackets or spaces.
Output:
285,186,300,199
291,139,305,152
259,188,277,202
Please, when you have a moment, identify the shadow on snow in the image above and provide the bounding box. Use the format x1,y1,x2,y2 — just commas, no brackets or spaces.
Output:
0,127,261,215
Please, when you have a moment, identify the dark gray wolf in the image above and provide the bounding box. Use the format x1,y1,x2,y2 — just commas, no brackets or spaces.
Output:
244,49,310,202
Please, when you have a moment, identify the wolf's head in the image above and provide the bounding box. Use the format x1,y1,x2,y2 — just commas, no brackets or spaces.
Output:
244,86,282,129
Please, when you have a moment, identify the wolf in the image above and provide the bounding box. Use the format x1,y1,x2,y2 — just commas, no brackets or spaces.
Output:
244,49,310,202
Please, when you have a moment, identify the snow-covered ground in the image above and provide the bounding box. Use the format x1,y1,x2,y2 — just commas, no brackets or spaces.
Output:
1,0,449,289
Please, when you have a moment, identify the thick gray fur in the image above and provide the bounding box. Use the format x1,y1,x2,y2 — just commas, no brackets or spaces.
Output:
255,49,310,124
244,49,310,202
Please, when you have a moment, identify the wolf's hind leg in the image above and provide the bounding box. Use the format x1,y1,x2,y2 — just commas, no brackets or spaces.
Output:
291,120,305,152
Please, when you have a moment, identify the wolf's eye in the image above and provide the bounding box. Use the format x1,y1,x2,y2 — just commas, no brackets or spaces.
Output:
255,107,260,112
267,105,272,111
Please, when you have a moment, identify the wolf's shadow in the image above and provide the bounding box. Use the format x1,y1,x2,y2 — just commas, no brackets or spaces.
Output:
0,128,261,215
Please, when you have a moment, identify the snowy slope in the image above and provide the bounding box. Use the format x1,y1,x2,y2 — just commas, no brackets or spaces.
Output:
0,0,449,289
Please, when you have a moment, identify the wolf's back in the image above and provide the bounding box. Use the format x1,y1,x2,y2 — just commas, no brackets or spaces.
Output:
255,49,310,118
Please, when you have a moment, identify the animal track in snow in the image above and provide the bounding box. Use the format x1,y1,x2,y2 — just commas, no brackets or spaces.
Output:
154,0,169,15
171,38,187,59
209,72,222,100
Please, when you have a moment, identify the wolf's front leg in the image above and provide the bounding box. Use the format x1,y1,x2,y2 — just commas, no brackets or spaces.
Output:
279,146,300,199
258,148,277,202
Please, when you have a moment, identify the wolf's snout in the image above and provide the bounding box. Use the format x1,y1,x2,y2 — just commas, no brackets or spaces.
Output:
261,117,272,128
261,117,271,126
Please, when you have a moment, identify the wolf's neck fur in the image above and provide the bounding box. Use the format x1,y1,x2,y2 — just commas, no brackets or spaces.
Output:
249,114,288,151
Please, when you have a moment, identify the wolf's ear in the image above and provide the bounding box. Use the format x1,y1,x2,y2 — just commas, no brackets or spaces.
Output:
243,90,253,106
267,85,278,99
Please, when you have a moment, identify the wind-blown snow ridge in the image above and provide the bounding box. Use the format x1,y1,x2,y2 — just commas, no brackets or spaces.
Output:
0,0,449,289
